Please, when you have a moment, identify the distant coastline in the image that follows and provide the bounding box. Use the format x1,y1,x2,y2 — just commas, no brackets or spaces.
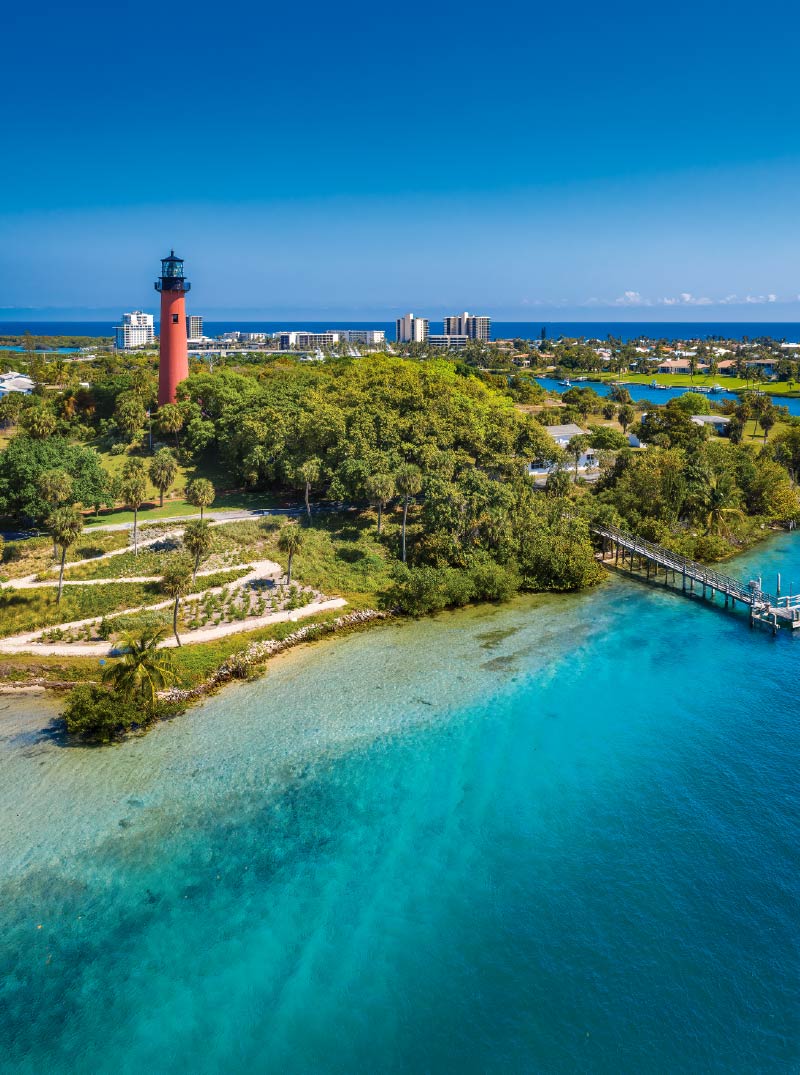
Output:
2,319,800,344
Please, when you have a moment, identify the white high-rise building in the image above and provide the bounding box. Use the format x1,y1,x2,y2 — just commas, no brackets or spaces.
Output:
443,311,491,342
395,313,429,344
115,311,155,350
186,315,203,340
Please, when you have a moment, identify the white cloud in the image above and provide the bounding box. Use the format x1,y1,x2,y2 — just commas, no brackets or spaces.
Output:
614,290,649,306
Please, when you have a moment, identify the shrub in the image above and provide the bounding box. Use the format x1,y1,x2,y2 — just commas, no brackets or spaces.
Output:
110,443,126,456
62,684,146,742
468,558,521,602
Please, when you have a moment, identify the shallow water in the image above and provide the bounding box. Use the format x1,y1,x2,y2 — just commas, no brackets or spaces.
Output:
1,536,799,1073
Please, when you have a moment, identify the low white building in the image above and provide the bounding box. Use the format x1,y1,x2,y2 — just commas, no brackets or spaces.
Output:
428,334,470,350
529,423,597,478
0,371,34,395
691,414,731,434
115,311,155,350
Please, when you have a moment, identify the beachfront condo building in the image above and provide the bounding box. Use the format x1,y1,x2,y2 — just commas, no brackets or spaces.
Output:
396,313,429,343
428,334,470,350
186,315,203,340
115,311,155,350
443,311,491,341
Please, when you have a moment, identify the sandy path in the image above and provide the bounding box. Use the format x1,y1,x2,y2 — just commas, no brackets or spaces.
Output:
0,559,284,654
0,596,346,656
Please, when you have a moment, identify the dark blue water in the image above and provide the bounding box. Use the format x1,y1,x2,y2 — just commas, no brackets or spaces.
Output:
2,320,800,343
537,376,800,417
1,534,799,1073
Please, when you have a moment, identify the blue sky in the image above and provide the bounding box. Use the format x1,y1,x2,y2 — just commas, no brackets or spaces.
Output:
3,0,800,321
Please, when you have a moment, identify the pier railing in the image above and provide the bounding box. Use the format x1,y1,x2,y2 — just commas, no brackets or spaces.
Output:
591,523,775,608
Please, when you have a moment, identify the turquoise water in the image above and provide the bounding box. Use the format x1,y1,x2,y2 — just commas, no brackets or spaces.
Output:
1,536,799,1073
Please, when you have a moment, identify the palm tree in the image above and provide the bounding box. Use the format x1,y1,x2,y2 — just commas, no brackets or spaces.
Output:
277,524,303,584
759,402,776,444
148,448,178,507
102,627,176,714
186,477,215,519
47,504,83,604
566,434,591,477
702,475,744,537
38,468,74,558
183,519,212,581
161,555,194,647
395,463,422,563
365,472,396,534
157,403,184,448
120,457,148,555
298,457,322,519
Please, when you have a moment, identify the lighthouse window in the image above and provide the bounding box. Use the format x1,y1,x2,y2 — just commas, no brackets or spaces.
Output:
172,313,179,324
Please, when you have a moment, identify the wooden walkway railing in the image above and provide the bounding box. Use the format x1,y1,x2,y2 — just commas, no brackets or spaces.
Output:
591,522,800,632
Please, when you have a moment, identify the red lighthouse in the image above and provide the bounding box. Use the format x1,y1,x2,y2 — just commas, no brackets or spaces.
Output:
155,250,191,405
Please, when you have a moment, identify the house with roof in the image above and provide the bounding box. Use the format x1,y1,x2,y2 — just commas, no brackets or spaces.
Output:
691,415,731,435
656,359,710,375
529,423,597,478
0,371,34,396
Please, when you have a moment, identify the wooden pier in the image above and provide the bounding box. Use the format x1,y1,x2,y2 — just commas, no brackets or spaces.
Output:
592,523,800,633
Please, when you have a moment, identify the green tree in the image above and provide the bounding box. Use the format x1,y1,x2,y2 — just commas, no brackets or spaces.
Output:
186,477,215,519
365,472,396,535
618,404,635,434
298,457,322,519
19,403,56,439
38,468,74,558
566,434,591,477
121,457,148,554
160,555,194,647
699,473,744,536
157,403,184,448
277,524,304,584
101,627,177,714
115,391,146,442
0,436,108,523
0,392,25,428
395,463,423,563
47,503,83,604
149,447,178,507
183,519,212,581
759,403,777,444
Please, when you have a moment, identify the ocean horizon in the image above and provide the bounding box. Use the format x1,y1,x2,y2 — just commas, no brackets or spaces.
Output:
2,320,800,343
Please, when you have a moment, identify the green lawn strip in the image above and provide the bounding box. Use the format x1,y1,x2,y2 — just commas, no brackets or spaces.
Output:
0,654,101,685
1,530,132,580
169,608,348,687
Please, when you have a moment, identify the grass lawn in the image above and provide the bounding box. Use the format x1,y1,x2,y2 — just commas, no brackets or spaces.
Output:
1,531,132,580
590,371,800,397
236,511,396,607
0,654,102,685
83,442,291,528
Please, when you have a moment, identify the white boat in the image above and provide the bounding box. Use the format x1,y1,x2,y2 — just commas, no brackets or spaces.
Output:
558,379,572,387
692,386,711,393
710,384,724,393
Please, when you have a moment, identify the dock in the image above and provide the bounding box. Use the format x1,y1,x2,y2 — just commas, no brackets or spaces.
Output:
592,523,800,633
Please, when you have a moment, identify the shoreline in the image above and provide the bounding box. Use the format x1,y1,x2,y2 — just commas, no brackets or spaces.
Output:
2,528,796,726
